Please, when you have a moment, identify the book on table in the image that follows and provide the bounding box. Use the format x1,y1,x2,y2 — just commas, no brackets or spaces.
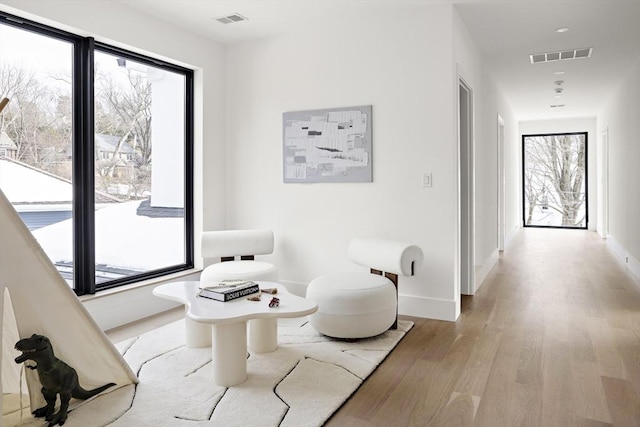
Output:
197,280,260,302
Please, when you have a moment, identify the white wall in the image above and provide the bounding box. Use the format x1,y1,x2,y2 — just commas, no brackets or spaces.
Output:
226,4,462,320
597,59,640,282
453,9,518,293
0,0,227,328
519,117,597,231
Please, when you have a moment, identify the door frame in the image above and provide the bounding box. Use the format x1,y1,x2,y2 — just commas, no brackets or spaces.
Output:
497,114,505,251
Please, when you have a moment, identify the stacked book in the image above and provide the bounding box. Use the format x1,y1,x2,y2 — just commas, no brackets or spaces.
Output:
197,280,260,302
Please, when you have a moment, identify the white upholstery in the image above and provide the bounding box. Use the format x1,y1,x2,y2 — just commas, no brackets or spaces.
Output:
307,238,423,339
201,229,274,259
307,273,396,339
348,238,424,276
201,260,278,285
200,229,277,283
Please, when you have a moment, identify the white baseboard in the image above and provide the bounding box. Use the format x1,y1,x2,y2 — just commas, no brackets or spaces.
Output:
505,225,520,249
281,280,460,322
399,294,459,321
474,249,499,294
607,235,640,289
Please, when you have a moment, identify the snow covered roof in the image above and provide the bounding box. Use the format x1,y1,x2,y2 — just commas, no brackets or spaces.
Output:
1,156,184,280
33,199,185,273
0,157,120,204
0,157,73,204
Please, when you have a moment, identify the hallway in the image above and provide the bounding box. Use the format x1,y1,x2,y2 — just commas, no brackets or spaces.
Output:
327,228,640,426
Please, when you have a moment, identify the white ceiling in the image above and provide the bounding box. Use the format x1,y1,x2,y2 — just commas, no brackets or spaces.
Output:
120,0,640,121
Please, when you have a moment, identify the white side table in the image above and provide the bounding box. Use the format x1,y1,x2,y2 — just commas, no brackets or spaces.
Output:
153,281,317,386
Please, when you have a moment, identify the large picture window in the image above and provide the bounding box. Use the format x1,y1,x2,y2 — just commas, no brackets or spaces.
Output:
522,132,587,229
0,12,194,295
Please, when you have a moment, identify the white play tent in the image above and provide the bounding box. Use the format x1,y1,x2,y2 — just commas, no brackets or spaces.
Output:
0,187,137,425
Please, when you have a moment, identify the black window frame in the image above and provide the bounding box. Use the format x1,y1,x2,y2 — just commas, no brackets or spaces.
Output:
522,131,588,230
0,11,194,295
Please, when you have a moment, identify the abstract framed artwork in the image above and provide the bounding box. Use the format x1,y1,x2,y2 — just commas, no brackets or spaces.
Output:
283,105,372,183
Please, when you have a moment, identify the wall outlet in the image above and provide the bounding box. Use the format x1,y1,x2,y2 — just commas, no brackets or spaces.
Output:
422,172,432,188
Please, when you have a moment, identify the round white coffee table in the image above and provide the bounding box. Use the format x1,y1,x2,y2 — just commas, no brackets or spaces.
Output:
153,281,317,386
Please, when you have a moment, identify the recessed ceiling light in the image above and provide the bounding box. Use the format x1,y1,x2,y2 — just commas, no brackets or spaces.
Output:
556,27,570,33
555,95,562,98
554,71,565,75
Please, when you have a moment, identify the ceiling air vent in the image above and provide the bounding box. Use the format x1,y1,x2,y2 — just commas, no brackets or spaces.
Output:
215,13,248,24
530,48,592,64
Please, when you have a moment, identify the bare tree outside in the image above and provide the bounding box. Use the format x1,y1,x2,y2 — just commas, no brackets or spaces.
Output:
523,133,587,228
94,54,153,201
1,52,153,202
0,63,72,178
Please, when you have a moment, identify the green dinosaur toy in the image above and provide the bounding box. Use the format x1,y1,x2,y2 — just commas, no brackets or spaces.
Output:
14,334,116,426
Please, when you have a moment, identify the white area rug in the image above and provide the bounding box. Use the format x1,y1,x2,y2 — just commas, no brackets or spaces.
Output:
6,318,413,427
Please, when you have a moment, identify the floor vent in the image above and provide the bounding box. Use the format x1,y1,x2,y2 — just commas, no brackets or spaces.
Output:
215,13,248,24
530,48,592,64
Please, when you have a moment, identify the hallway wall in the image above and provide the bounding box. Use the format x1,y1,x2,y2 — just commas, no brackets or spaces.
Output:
453,9,519,293
597,59,640,282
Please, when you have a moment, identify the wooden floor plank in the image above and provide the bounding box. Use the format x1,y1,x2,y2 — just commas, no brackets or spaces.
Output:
601,376,640,427
588,317,628,379
473,326,524,426
572,361,612,424
435,392,478,427
609,326,640,399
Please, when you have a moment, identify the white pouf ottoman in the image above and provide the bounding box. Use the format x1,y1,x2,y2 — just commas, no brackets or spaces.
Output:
307,272,397,339
306,238,423,339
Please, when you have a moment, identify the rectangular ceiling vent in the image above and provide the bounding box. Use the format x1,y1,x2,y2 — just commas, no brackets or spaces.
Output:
530,48,592,64
215,13,248,24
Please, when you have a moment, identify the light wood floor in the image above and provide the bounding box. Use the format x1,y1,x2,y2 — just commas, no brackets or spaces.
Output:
325,229,640,427
106,228,640,427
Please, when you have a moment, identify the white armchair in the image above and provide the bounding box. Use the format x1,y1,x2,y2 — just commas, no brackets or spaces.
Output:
192,229,279,352
307,238,423,339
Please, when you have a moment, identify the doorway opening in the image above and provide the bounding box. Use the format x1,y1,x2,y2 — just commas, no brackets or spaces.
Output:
599,128,609,238
522,132,588,229
459,78,474,295
497,115,505,251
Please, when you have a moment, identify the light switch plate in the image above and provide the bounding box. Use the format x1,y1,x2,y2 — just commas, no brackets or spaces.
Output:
422,172,432,188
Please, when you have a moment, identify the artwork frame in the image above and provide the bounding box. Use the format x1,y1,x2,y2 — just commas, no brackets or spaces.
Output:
283,105,372,183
